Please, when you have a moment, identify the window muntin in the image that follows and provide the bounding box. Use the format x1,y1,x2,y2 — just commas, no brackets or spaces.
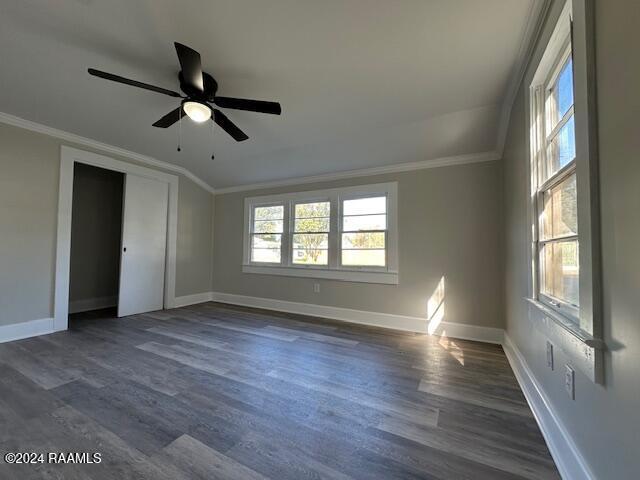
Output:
250,205,284,263
292,201,330,266
341,196,387,267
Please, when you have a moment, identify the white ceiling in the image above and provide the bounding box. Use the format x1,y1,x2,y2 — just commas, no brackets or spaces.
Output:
0,0,538,189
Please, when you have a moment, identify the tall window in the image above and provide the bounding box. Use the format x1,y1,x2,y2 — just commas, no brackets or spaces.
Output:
536,49,579,321
341,196,387,267
528,0,601,331
250,205,284,264
243,183,398,284
528,0,602,382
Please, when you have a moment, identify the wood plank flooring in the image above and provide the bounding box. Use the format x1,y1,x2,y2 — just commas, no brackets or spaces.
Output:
0,302,560,479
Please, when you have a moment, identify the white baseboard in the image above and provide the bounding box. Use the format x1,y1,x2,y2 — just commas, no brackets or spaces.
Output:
68,295,118,314
0,317,55,344
172,292,214,308
503,334,594,480
208,291,503,343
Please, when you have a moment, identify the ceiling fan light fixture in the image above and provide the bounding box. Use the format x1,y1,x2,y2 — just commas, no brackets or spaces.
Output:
183,100,211,122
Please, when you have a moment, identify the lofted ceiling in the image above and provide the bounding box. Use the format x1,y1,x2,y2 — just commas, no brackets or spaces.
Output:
0,0,540,190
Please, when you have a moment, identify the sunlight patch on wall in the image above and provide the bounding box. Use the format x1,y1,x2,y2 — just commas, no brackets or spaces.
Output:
427,276,445,335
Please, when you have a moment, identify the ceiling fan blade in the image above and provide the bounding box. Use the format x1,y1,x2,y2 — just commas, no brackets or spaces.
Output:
174,42,204,92
88,68,182,98
152,106,184,128
215,96,282,115
213,109,249,141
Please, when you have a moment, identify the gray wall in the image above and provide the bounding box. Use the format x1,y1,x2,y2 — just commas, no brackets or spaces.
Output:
0,122,214,326
502,0,640,477
213,161,504,329
176,174,214,297
69,163,123,304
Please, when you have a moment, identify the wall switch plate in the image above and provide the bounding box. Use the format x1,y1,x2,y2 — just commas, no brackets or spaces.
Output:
546,341,554,370
313,283,320,293
565,365,575,400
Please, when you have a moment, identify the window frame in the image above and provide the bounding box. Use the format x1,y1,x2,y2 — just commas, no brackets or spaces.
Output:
248,201,287,266
339,192,389,271
526,0,603,382
290,198,331,268
242,182,398,284
534,40,580,323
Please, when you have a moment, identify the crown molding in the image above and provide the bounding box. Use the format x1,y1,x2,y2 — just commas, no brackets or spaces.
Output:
214,150,501,195
0,112,501,197
0,112,216,194
496,0,552,156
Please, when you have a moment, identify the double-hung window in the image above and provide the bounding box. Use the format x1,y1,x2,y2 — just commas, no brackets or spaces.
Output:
527,0,603,382
292,201,330,266
341,196,387,268
535,46,579,321
250,204,284,264
243,182,398,284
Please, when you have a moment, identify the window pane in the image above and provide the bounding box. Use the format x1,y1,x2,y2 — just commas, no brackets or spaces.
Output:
343,214,386,231
540,240,579,306
343,196,386,215
292,233,328,249
295,218,329,233
342,232,385,249
252,233,281,250
292,249,328,265
295,202,330,218
541,174,577,240
254,205,283,221
251,248,281,263
342,249,386,267
253,219,283,234
545,114,576,179
550,57,574,128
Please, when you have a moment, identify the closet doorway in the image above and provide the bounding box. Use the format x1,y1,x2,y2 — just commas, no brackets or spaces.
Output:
55,146,178,331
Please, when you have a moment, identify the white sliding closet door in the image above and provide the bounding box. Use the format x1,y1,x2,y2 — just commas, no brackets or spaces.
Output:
118,174,169,317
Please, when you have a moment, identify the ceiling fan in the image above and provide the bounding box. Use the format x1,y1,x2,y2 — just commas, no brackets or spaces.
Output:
88,42,281,143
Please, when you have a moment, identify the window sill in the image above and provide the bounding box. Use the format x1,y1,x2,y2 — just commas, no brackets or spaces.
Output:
525,298,603,348
525,297,604,383
242,264,399,284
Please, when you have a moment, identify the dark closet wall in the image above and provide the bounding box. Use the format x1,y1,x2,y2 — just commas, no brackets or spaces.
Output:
69,163,124,309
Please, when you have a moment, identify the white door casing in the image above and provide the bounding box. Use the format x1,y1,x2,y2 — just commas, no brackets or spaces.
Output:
55,146,179,331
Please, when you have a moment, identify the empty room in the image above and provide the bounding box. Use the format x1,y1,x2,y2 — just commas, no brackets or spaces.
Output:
0,0,637,479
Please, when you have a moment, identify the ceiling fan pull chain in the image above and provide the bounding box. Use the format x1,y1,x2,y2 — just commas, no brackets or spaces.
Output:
177,107,182,152
211,120,215,160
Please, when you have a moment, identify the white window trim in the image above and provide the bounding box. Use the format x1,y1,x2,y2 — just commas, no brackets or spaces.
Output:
526,0,604,382
242,182,398,284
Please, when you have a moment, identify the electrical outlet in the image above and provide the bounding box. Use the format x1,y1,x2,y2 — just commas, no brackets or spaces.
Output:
546,341,554,370
565,365,575,400
313,283,320,293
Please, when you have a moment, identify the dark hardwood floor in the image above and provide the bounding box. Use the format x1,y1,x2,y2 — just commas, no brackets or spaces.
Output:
0,302,559,479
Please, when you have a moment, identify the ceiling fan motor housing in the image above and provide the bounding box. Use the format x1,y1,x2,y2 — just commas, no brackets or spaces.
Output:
179,71,218,102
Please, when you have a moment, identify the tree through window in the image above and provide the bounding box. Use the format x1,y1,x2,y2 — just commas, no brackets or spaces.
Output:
292,202,330,265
